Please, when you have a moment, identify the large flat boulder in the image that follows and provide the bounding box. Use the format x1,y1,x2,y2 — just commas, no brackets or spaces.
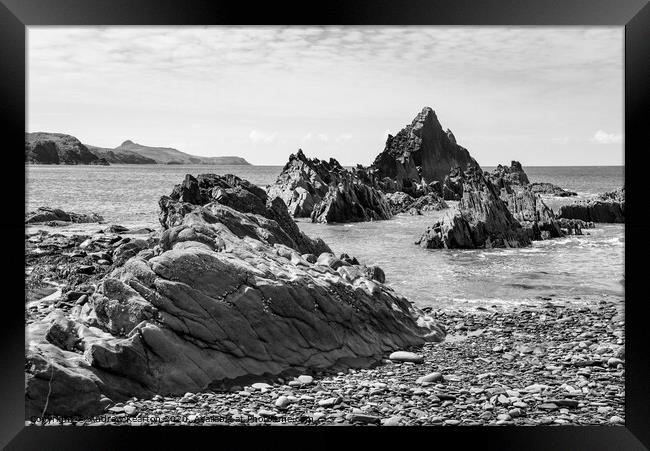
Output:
26,174,443,418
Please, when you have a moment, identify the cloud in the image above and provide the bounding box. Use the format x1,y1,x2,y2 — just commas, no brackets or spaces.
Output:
301,132,313,143
335,133,352,142
591,130,622,144
249,129,277,144
317,133,329,142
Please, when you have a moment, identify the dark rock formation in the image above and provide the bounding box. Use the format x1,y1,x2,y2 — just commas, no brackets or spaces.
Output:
498,187,563,240
268,150,392,223
441,167,466,200
26,207,104,225
529,183,577,197
416,168,532,249
557,188,625,223
371,107,480,195
488,162,564,240
26,175,443,418
385,192,448,215
556,218,595,235
489,161,530,189
160,173,330,256
26,133,109,165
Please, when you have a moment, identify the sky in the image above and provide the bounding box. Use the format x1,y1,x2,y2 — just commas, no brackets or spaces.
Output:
27,26,624,166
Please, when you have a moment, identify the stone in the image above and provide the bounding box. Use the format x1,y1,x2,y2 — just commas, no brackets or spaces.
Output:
251,382,272,390
389,351,424,363
275,396,290,409
607,357,624,368
318,397,342,407
381,416,402,426
347,412,381,425
297,375,314,385
123,405,137,416
416,372,443,384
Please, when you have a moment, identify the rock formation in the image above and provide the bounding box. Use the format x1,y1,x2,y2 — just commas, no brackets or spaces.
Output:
385,192,448,215
267,150,392,223
558,188,625,223
26,133,109,165
26,207,104,225
371,107,480,195
489,161,530,189
416,167,532,249
488,162,564,240
26,174,444,418
529,183,577,197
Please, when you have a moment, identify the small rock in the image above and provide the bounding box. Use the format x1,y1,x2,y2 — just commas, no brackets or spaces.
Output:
389,351,424,363
416,372,443,384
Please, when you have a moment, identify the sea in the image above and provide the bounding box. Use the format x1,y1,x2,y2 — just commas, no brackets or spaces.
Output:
25,164,624,309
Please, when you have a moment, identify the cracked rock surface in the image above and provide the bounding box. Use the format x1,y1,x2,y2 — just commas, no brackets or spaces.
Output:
25,174,443,418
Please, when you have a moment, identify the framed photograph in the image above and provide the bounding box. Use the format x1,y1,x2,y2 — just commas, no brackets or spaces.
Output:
2,0,648,449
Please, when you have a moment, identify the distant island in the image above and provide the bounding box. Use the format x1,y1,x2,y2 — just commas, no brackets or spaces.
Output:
25,132,251,166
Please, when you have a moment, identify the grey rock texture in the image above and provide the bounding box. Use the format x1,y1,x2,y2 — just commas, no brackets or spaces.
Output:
26,174,443,418
267,150,392,223
529,183,577,197
488,162,564,240
416,168,532,249
558,188,624,223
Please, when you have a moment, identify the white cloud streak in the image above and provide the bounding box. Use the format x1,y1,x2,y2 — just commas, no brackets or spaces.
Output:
592,130,623,144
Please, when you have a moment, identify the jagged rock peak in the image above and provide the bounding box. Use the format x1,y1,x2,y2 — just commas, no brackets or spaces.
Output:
371,107,480,194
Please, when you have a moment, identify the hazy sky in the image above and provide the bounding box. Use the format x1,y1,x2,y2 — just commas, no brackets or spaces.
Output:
28,26,623,166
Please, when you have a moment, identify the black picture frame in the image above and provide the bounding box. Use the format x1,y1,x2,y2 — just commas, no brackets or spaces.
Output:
2,0,648,449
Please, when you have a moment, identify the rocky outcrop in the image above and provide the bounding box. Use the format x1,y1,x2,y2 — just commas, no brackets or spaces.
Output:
371,107,480,196
26,133,109,165
556,218,595,235
488,162,564,240
267,150,392,223
160,173,330,256
385,192,448,215
26,207,104,225
26,175,444,418
529,183,577,197
416,168,532,249
498,187,563,240
489,161,530,189
558,188,624,223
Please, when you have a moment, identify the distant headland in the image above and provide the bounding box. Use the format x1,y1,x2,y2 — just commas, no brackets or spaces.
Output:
25,132,251,166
